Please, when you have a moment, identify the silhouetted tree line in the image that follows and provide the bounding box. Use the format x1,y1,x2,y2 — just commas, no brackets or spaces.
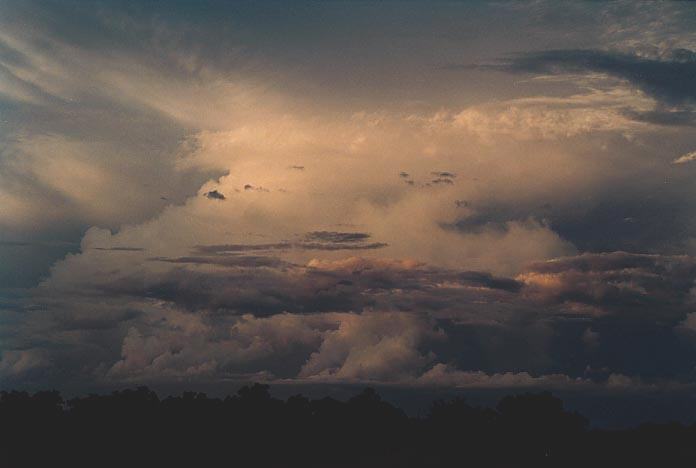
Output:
2,385,696,467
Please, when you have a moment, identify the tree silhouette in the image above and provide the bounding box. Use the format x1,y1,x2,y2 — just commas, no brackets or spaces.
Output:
1,385,695,467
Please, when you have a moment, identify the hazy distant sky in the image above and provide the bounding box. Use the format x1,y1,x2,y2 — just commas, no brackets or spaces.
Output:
2,1,696,395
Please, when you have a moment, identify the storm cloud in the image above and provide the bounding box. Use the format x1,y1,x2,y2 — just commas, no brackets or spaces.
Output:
1,0,696,402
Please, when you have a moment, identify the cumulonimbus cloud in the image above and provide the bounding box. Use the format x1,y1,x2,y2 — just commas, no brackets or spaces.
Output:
3,0,696,395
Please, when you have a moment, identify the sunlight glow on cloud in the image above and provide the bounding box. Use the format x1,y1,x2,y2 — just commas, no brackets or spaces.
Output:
1,0,696,394
673,151,696,164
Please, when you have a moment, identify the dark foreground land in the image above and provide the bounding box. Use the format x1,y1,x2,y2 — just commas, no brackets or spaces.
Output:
2,384,696,467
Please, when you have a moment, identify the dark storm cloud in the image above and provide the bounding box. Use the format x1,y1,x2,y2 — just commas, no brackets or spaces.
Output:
450,191,696,254
498,49,696,109
5,0,696,398
102,251,686,323
97,265,362,315
507,253,696,380
12,250,696,387
54,250,696,382
83,257,524,317
550,195,696,254
86,251,696,323
520,252,696,321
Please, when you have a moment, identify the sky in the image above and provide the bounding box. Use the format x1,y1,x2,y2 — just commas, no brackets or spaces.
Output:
2,0,696,410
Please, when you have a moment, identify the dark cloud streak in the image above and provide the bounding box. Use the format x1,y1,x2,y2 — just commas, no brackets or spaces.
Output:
194,231,388,254
496,49,696,116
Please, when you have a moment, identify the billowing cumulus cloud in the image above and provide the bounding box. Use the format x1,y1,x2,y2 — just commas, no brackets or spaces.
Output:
4,246,695,388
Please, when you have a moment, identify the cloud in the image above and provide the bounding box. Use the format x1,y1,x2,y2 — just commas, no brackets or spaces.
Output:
194,242,293,254
47,253,526,319
3,28,668,291
298,311,442,382
193,235,388,254
0,349,50,377
415,363,584,389
0,241,32,247
518,252,696,319
582,328,600,350
623,109,696,127
16,151,696,385
430,178,454,186
243,184,269,192
0,134,186,231
458,271,523,293
4,0,696,392
447,89,651,140
498,49,696,107
431,172,456,179
103,310,442,383
11,248,696,385
673,151,696,165
106,311,330,380
0,240,78,248
415,364,662,392
492,48,696,130
150,255,292,269
204,190,226,200
304,231,372,243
